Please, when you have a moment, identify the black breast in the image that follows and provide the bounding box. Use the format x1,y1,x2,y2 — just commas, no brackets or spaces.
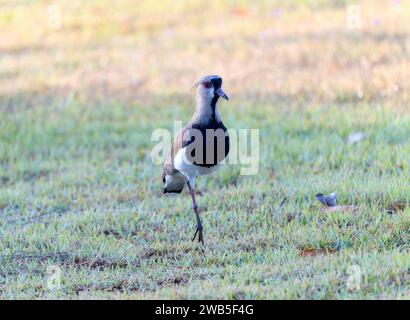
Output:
183,120,230,168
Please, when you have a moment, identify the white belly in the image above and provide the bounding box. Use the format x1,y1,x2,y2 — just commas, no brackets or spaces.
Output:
174,147,222,179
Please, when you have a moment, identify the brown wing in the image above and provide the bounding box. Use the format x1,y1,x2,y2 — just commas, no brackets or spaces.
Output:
162,125,189,183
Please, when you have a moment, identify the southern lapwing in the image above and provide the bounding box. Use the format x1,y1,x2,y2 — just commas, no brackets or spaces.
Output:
162,75,230,246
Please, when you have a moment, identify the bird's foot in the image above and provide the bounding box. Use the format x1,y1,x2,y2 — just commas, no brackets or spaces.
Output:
192,224,204,246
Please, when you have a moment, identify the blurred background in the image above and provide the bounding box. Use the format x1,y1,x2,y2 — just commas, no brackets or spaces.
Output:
1,0,409,111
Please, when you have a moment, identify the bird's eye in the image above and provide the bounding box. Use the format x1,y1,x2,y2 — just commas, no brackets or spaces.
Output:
203,82,212,89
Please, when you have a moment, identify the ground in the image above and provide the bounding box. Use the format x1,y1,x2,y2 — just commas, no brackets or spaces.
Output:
0,0,409,299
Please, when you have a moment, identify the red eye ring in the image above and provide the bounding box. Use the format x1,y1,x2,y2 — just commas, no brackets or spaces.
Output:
203,82,212,89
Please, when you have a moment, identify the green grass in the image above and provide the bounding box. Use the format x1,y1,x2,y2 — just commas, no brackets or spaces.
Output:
0,100,409,299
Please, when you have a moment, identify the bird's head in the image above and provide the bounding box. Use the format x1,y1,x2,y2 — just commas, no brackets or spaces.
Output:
193,75,229,106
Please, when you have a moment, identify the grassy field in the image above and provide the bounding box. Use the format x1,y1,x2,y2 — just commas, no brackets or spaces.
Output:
0,0,409,299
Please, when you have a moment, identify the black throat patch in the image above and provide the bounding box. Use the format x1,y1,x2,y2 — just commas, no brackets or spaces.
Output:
210,78,222,121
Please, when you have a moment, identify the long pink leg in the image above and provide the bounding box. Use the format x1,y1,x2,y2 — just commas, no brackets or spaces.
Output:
187,181,204,245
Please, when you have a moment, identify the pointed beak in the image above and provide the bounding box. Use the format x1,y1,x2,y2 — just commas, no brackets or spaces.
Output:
215,88,229,100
